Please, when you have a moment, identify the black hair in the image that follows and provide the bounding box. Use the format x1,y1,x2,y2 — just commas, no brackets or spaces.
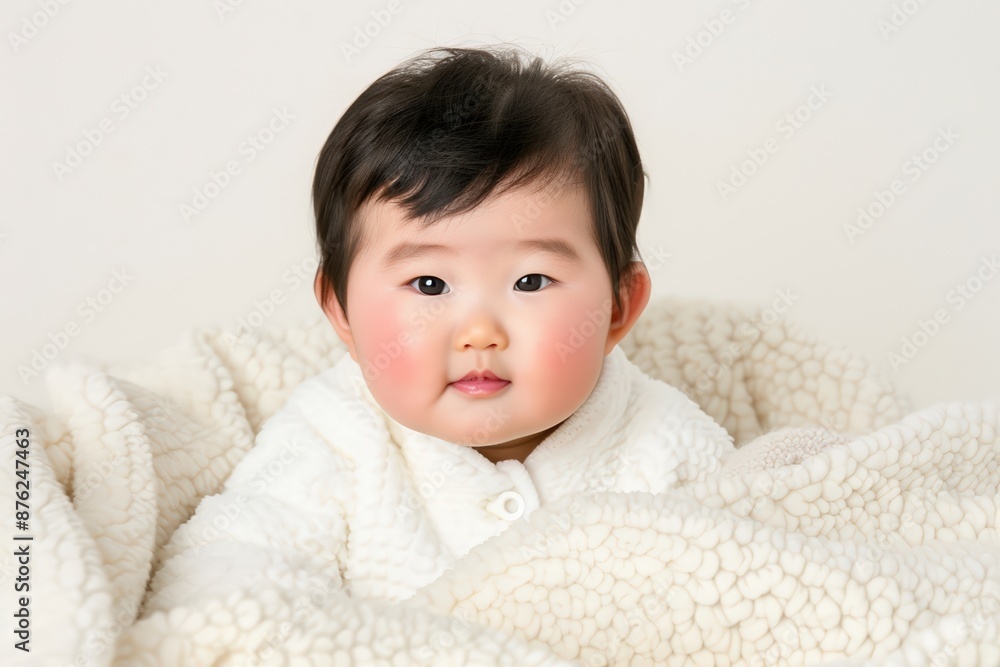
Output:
313,44,646,319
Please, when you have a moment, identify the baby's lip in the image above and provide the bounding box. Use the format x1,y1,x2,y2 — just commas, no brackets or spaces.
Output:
454,369,507,382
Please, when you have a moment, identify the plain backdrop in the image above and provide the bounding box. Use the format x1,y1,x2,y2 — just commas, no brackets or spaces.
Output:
2,0,998,414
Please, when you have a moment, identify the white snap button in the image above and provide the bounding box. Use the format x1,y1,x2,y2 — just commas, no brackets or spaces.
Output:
487,491,524,521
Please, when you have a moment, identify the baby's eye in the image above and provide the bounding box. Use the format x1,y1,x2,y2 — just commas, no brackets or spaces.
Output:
514,274,553,292
408,276,450,296
406,274,555,296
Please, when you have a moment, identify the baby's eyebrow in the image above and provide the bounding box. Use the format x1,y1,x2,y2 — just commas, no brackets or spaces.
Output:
381,238,582,268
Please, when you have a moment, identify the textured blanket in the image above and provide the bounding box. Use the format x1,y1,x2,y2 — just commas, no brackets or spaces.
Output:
1,297,997,666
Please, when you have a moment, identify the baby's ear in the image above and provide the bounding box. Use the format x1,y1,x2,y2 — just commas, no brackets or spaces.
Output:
313,271,328,310
605,262,652,354
314,272,357,361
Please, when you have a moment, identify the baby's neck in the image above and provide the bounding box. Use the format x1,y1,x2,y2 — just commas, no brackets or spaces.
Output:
473,421,563,465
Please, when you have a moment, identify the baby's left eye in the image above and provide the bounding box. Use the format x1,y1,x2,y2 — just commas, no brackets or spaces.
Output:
514,274,554,292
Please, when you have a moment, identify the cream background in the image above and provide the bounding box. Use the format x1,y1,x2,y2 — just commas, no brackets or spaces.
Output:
1,0,997,412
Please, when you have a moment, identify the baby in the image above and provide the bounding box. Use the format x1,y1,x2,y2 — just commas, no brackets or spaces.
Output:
311,44,653,467
145,44,733,618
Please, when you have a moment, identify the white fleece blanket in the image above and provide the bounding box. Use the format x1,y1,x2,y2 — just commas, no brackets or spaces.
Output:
0,297,997,666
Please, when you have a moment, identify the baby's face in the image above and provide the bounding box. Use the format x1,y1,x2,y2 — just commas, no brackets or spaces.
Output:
322,179,638,463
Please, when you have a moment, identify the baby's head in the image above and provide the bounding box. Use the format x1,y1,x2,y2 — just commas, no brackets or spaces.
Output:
312,45,651,464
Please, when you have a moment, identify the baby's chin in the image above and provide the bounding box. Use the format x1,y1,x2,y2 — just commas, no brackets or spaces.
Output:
377,389,566,447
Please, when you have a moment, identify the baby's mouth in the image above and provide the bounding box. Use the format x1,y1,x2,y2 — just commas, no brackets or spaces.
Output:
449,377,511,396
455,369,507,382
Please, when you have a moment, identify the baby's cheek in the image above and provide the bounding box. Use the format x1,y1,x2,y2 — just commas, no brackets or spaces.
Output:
534,314,605,411
358,304,432,408
547,299,609,364
378,346,424,389
541,345,598,399
356,302,406,375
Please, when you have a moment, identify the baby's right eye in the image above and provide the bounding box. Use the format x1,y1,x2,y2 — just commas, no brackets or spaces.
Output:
407,276,450,296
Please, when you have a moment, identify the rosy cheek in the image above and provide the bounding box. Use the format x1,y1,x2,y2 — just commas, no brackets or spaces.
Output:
378,349,423,391
355,298,428,405
543,340,597,394
535,303,606,410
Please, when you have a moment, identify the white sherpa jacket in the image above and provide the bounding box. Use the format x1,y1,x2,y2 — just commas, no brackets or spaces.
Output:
143,345,736,614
